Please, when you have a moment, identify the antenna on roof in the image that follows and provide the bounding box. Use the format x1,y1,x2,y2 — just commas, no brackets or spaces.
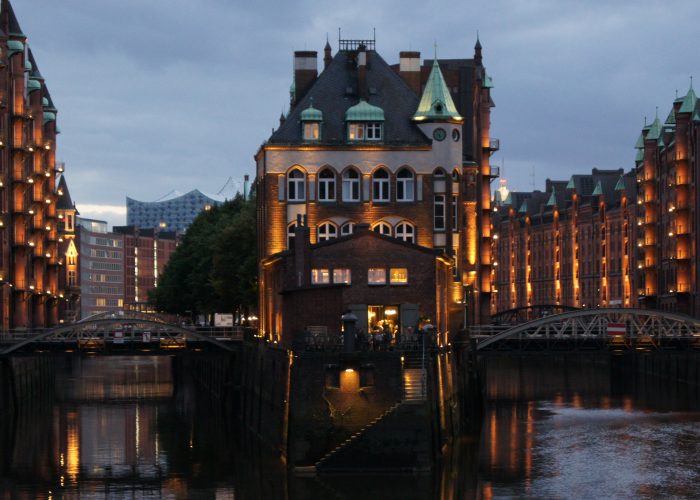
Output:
338,27,341,45
434,39,438,60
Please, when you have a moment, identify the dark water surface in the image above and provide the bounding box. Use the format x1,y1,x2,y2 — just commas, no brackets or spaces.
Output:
1,354,699,499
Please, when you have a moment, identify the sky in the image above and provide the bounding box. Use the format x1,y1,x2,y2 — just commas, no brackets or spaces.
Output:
14,0,700,226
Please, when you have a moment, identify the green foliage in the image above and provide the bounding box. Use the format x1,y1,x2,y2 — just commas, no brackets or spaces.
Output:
149,194,257,317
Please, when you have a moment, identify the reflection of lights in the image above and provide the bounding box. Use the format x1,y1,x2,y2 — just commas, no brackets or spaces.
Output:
385,309,397,316
368,312,376,318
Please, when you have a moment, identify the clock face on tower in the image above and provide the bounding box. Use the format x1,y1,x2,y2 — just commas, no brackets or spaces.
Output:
452,128,460,141
433,127,446,141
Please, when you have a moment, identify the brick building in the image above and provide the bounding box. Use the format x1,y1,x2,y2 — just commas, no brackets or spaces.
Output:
56,172,80,322
262,221,455,343
256,36,497,344
492,168,639,314
635,84,700,315
113,225,177,311
0,1,64,329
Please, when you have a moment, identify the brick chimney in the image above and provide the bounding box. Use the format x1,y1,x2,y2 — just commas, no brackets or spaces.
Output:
398,51,421,95
293,51,318,105
357,45,368,100
294,214,311,288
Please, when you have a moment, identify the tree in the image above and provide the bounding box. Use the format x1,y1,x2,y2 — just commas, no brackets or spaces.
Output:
150,194,257,321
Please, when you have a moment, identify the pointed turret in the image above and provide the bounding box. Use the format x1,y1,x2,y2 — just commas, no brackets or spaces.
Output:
474,34,482,65
56,173,78,237
323,37,332,69
645,114,662,142
679,80,697,114
412,59,462,122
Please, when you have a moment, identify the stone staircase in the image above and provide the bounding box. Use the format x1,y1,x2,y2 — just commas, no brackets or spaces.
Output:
303,402,402,473
402,351,426,402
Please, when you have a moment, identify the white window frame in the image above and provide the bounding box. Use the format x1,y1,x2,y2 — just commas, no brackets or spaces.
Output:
333,268,352,284
311,268,330,284
372,169,390,202
317,222,338,241
396,169,415,201
434,195,446,231
342,169,361,202
303,122,320,141
373,222,392,236
366,122,382,140
348,123,365,141
368,268,386,285
341,222,354,236
395,222,415,243
318,169,336,201
287,169,306,201
287,222,297,249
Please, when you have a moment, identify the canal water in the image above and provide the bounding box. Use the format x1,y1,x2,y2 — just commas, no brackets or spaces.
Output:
0,354,699,498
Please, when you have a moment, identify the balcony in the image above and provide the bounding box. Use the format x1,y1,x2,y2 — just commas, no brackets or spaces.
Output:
676,225,690,236
488,139,500,152
489,166,500,178
644,258,656,268
676,176,690,185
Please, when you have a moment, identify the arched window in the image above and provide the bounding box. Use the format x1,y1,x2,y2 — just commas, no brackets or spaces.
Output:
317,222,338,241
318,168,336,202
433,168,446,178
396,168,414,202
287,169,305,201
287,222,297,249
341,222,354,236
342,169,360,202
372,168,390,202
373,221,392,236
395,222,415,243
452,169,460,181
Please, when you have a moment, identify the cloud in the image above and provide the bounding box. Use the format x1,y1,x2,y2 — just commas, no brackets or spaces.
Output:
76,204,127,228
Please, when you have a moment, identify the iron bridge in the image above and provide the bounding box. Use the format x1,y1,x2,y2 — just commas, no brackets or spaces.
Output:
468,308,700,352
0,311,245,355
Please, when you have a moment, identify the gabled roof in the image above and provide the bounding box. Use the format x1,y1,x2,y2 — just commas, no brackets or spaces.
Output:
591,181,603,196
56,174,78,213
412,59,463,122
518,199,528,214
546,190,557,207
614,176,625,191
269,50,429,146
634,133,644,149
665,108,676,125
4,0,24,36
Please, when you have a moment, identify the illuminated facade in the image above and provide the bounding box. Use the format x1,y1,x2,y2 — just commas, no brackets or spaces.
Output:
492,169,640,313
114,225,178,311
257,36,496,344
635,84,700,315
0,1,64,329
56,173,80,322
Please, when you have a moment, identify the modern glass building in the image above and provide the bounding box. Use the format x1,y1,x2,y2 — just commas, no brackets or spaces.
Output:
126,189,226,232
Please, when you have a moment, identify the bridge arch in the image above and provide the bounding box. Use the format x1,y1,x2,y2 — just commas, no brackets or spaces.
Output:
475,308,700,351
491,304,580,324
1,315,237,355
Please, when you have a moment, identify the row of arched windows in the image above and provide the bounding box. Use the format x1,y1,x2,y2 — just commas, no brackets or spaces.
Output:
286,220,416,248
286,166,459,203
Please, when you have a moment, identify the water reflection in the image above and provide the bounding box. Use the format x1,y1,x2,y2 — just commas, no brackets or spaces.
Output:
1,353,699,499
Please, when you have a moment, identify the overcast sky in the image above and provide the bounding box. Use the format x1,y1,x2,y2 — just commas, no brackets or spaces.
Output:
15,0,700,226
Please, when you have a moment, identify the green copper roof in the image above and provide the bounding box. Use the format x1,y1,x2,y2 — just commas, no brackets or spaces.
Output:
483,72,493,89
41,97,49,107
24,60,32,72
634,133,644,149
566,177,575,189
694,110,700,123
345,99,384,121
679,85,697,114
412,59,462,122
658,136,665,149
300,103,323,121
635,148,644,162
7,40,23,55
615,176,625,191
504,192,512,205
546,190,557,207
592,181,603,196
665,108,676,125
43,111,56,123
26,79,41,92
518,200,528,214
645,116,662,141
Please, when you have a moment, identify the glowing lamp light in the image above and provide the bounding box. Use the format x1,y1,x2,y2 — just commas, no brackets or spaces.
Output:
45,171,51,177
27,178,34,184
45,199,51,204
344,368,355,373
